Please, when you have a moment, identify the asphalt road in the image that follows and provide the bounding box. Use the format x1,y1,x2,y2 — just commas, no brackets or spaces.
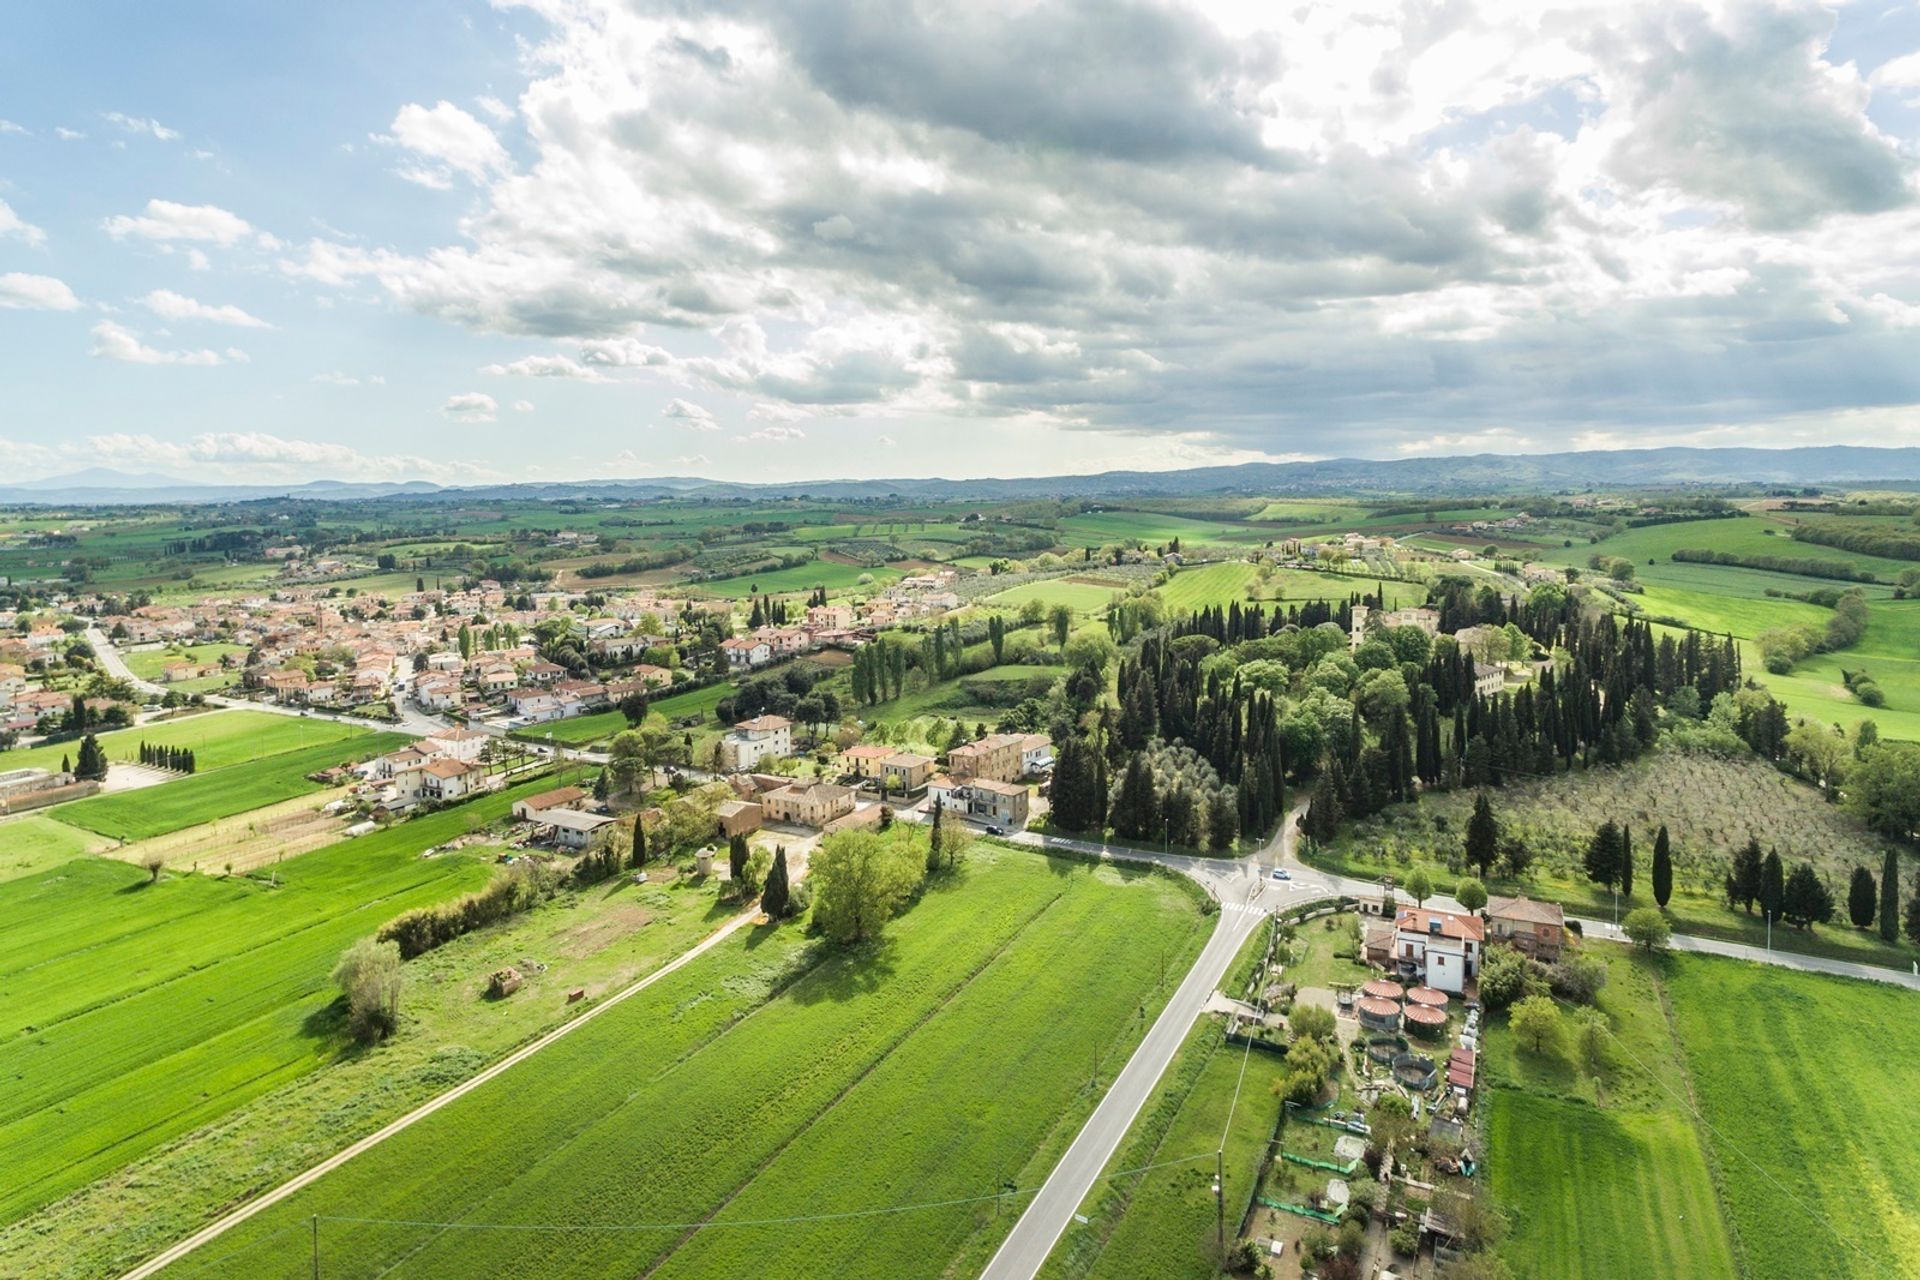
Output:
976,804,1306,1280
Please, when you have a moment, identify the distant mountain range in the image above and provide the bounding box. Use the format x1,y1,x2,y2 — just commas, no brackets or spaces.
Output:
7,445,1920,506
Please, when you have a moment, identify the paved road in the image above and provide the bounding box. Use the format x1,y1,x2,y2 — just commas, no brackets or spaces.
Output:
977,803,1306,1280
1571,915,1920,990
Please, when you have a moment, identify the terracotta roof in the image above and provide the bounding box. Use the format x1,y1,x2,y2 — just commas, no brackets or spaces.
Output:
1486,895,1565,926
1396,907,1484,942
735,715,791,732
517,785,585,812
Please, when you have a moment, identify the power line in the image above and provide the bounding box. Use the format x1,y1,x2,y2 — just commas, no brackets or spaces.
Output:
295,1152,1221,1239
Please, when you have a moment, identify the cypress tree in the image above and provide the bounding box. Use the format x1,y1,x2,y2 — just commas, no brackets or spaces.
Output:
762,848,791,917
1465,793,1499,876
1881,849,1901,944
1760,849,1785,923
1651,825,1673,908
1619,825,1634,899
729,832,749,883
1584,820,1623,891
1847,866,1878,929
629,819,648,869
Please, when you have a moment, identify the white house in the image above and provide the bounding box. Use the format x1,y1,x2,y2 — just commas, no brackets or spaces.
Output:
1380,907,1484,994
720,637,773,670
718,715,792,771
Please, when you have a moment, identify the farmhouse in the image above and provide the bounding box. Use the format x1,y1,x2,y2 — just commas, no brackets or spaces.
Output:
880,752,934,794
719,637,773,670
759,781,856,828
512,785,587,820
926,775,1031,828
1485,895,1567,963
1367,907,1484,994
836,743,895,779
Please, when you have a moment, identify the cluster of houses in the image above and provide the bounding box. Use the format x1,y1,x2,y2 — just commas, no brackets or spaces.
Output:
1350,603,1518,700
1362,894,1567,995
714,572,967,672
356,726,501,812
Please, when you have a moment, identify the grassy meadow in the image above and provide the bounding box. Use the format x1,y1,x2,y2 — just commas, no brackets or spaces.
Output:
0,781,562,1223
154,842,1211,1280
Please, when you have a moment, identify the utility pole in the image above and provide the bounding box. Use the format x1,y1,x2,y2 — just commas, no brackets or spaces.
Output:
1214,1148,1225,1256
310,1215,320,1280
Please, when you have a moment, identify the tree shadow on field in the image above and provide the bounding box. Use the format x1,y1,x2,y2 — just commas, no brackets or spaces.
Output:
784,935,900,1005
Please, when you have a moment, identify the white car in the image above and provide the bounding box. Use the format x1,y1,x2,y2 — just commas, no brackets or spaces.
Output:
1270,867,1292,881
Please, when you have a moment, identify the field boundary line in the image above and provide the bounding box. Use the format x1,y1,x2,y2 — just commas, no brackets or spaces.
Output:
114,898,769,1280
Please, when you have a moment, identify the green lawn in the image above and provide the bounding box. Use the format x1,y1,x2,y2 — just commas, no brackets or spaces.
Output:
1153,561,1262,613
1058,511,1259,547
50,732,409,841
1666,957,1920,1279
0,783,569,1223
120,642,248,683
156,843,1212,1280
0,709,364,776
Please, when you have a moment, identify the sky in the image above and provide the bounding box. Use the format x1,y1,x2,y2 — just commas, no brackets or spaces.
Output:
3,0,1920,488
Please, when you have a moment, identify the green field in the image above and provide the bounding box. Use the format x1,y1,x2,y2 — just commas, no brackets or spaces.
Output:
1486,947,1739,1280
50,732,408,841
1153,561,1262,613
987,577,1131,615
1489,945,1920,1280
682,560,905,597
0,782,566,1222
516,680,734,746
1666,957,1920,1279
157,842,1211,1280
1489,1091,1735,1279
1058,511,1260,547
0,709,365,776
0,814,111,882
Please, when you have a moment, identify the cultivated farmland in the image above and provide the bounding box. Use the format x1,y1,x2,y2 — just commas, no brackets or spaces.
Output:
155,844,1211,1280
0,785,554,1222
0,708,365,776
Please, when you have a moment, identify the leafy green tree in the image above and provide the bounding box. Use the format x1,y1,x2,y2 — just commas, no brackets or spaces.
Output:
1465,793,1499,876
1509,995,1562,1054
810,830,924,944
1404,867,1433,907
1848,742,1920,841
1584,820,1623,891
1651,825,1673,908
1882,849,1902,944
1477,945,1541,1009
1048,603,1072,650
1289,1003,1336,1043
1455,877,1488,913
1622,907,1671,951
1726,838,1763,913
333,937,404,1043
1781,862,1834,929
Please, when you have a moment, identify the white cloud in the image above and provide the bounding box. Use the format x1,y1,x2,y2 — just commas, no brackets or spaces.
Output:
0,119,26,136
740,424,805,442
441,391,498,422
479,353,606,380
661,398,718,429
1870,50,1920,103
381,100,509,186
54,127,86,142
476,95,514,122
82,430,481,483
312,370,386,386
0,273,80,311
141,288,273,328
87,321,228,366
103,112,179,141
0,197,45,246
512,399,535,412
103,198,269,248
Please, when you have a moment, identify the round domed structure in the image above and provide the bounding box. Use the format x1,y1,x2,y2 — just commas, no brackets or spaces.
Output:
1403,1002,1447,1036
1361,979,1406,1001
1357,997,1402,1033
1406,985,1449,1008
